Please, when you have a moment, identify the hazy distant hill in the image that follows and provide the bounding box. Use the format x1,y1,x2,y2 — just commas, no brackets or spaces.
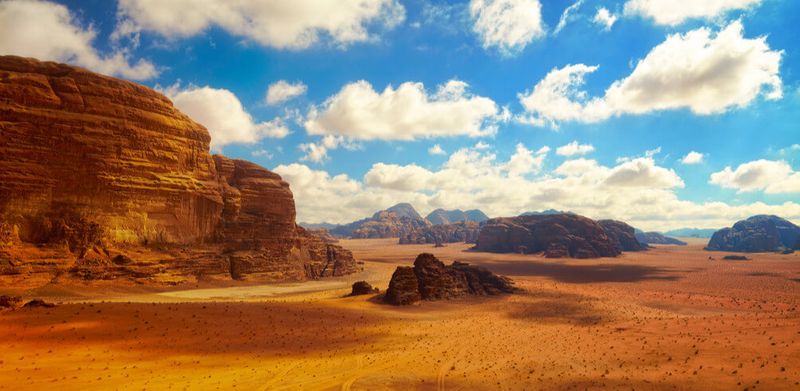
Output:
426,208,489,225
663,228,717,238
329,203,430,238
520,209,571,216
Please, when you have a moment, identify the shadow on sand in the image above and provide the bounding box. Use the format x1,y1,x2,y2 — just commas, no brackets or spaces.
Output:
481,260,685,284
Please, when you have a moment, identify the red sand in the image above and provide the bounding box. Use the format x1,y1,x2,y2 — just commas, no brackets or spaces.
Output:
1,238,798,390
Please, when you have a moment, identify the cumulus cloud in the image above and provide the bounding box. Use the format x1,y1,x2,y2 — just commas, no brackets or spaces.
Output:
265,80,307,105
556,141,595,156
681,151,704,165
275,146,800,230
554,0,584,35
114,0,405,50
710,159,800,194
517,21,783,127
299,135,360,163
505,143,548,176
0,0,157,80
428,144,446,156
163,84,289,150
624,0,762,26
305,79,503,141
593,7,617,31
469,0,545,55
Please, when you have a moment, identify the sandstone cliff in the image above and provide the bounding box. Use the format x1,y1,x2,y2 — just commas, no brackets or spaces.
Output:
474,214,620,258
598,220,647,252
0,55,356,286
635,230,687,246
399,221,481,245
706,215,800,253
330,203,431,239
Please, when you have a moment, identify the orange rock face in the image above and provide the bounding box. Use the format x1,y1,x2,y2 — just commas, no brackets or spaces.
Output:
0,55,356,285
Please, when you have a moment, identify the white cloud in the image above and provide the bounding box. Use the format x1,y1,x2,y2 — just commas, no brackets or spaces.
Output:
681,151,704,165
275,146,800,230
305,79,503,141
114,0,405,50
624,0,762,26
518,21,783,127
265,80,307,105
469,0,545,55
299,135,360,163
554,0,584,35
428,144,446,155
163,84,289,150
593,7,617,31
0,0,157,80
710,159,800,194
251,149,273,159
504,143,548,176
556,141,595,156
474,141,491,150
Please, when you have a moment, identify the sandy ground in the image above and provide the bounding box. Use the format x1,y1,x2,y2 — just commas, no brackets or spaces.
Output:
1,238,799,390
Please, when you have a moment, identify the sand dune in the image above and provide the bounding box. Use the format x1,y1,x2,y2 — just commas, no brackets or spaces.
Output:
1,239,799,390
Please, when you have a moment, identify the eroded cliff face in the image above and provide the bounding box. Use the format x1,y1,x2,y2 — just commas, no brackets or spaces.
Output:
0,55,356,286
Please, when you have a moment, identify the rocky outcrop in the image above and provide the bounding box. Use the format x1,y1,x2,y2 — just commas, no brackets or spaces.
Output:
399,221,481,245
706,215,800,253
0,55,356,285
305,228,339,243
598,220,647,252
635,231,687,246
384,253,515,305
350,281,379,296
330,203,431,239
425,209,488,225
475,214,620,258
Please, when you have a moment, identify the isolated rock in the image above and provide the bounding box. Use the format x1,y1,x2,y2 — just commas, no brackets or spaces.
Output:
22,299,55,308
425,209,489,225
706,215,800,253
0,295,21,309
475,214,620,258
399,221,481,245
0,55,356,284
350,281,379,296
635,231,687,246
598,220,647,252
384,253,515,305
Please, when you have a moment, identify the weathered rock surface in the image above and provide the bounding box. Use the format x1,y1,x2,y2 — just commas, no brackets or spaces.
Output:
384,253,515,305
635,231,687,246
305,228,339,243
331,203,431,239
598,220,647,252
706,215,800,253
0,55,356,286
349,281,379,296
475,214,620,258
399,221,481,245
425,209,489,225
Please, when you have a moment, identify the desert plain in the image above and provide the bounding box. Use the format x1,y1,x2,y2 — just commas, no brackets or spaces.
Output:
0,238,798,390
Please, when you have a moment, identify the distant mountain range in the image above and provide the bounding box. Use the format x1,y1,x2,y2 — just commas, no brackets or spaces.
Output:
662,228,717,238
426,208,489,225
521,209,572,216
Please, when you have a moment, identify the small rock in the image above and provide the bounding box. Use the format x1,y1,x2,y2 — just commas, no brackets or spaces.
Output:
350,281,379,296
22,299,56,309
722,255,749,261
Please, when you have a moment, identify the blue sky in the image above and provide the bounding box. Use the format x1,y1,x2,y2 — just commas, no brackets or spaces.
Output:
1,0,798,229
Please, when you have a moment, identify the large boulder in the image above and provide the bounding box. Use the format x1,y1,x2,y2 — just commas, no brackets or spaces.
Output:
475,214,620,258
598,220,647,252
0,55,356,284
384,253,515,305
706,215,800,252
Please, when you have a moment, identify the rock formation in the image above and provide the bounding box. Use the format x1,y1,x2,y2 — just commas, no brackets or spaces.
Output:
663,228,716,238
330,203,431,239
425,209,489,225
475,214,619,258
598,220,647,252
349,281,379,296
384,253,515,305
635,231,687,246
399,221,481,245
0,55,356,285
305,228,339,243
706,215,800,253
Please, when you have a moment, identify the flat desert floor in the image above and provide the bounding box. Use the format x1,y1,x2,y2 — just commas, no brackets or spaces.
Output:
1,239,799,390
